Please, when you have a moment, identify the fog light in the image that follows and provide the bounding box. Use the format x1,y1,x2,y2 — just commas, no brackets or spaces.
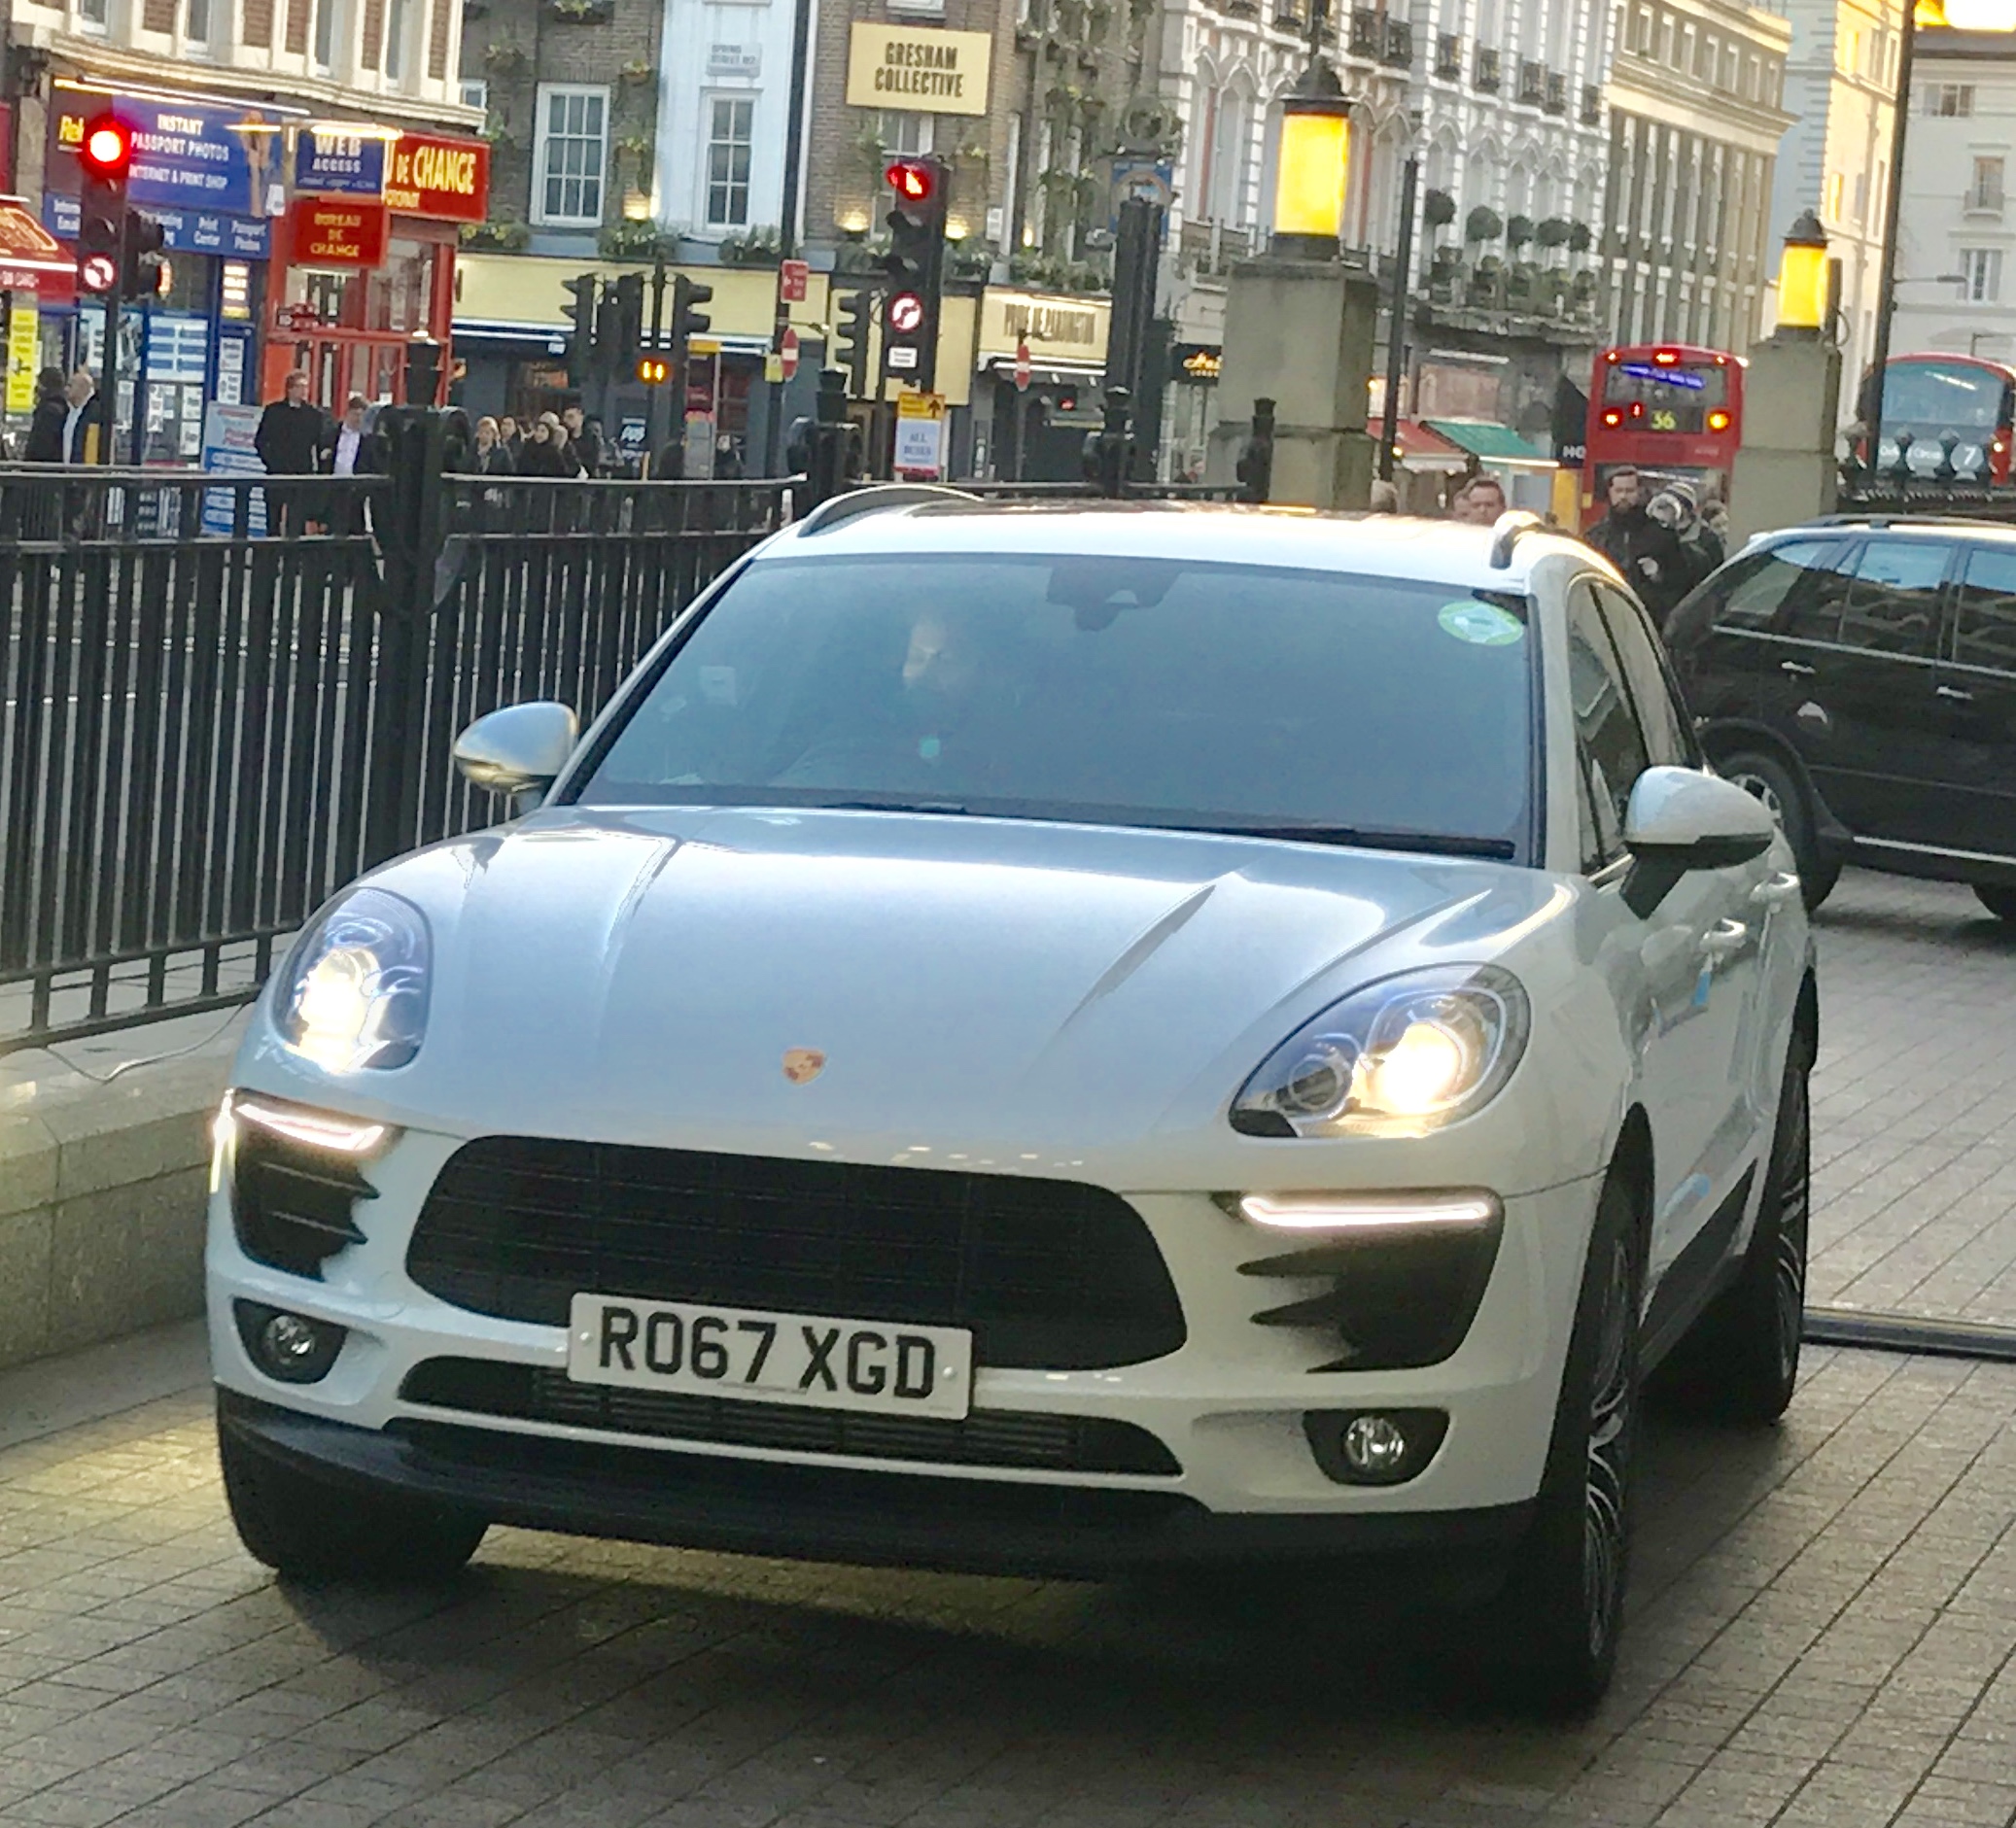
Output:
235,1299,346,1384
1343,1413,1409,1476
1304,1408,1449,1486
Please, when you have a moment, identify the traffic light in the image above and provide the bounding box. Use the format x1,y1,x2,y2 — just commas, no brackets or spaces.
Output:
637,356,670,385
834,289,873,397
672,274,713,362
76,113,132,297
608,272,645,377
882,155,949,390
122,209,167,300
561,272,598,387
405,339,444,406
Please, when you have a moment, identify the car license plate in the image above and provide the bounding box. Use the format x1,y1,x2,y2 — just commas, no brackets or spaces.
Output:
566,1294,972,1420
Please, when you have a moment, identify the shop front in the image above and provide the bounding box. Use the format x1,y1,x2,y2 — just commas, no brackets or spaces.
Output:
971,289,1109,482
1,199,78,448
262,127,489,410
42,79,296,462
451,255,839,470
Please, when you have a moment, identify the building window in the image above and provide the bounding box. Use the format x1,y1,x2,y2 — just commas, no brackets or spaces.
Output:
1969,155,2004,212
462,78,488,112
1928,84,1975,117
314,0,339,68
705,97,755,227
878,111,935,156
536,85,609,226
384,0,408,78
78,0,109,26
187,0,211,38
1964,248,2002,302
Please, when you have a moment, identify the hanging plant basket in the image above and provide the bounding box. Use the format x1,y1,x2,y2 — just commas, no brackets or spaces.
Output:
546,0,613,23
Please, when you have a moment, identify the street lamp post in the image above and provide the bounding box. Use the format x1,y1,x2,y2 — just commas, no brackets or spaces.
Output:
1730,213,1845,540
1207,4,1377,506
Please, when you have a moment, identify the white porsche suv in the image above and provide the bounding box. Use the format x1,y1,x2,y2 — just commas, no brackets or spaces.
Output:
208,495,1815,1710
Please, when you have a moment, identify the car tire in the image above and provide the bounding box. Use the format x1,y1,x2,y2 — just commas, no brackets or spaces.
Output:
1480,1168,1644,1716
1649,1037,1812,1426
1718,748,1839,912
1975,883,2016,923
219,1402,487,1583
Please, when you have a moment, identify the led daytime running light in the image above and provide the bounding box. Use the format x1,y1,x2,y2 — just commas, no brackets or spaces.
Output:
229,1092,390,1155
1235,1191,1501,1231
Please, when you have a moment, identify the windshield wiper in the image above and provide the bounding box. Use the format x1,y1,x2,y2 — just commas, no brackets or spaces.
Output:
1199,824,1517,860
814,799,982,816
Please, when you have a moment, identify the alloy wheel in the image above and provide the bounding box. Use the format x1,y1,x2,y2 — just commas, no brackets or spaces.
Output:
1582,1234,1634,1659
1773,1070,1812,1384
1728,770,1786,824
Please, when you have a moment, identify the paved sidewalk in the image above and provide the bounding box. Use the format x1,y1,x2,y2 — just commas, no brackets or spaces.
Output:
2,1341,2015,1827
1808,872,2016,1327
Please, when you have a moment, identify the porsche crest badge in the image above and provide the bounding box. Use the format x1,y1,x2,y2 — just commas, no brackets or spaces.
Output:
781,1049,826,1085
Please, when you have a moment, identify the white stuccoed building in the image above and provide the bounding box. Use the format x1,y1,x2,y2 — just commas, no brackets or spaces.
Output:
1150,0,1614,493
1766,0,1906,416
1889,22,2016,370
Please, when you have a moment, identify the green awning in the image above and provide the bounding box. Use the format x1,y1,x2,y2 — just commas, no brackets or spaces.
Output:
1421,420,1557,468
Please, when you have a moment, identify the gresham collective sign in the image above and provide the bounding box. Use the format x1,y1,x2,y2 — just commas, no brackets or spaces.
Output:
845,24,992,116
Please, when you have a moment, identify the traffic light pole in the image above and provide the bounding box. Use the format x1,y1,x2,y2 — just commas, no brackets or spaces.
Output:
98,224,126,467
762,0,815,477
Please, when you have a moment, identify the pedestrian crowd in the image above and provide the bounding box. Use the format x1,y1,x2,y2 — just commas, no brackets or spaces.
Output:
1395,462,1725,629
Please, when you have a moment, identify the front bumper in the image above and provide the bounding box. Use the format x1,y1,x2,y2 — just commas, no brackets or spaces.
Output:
219,1388,1535,1579
208,1114,1603,1560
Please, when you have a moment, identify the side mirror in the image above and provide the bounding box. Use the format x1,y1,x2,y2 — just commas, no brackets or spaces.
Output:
1620,765,1776,917
453,702,578,812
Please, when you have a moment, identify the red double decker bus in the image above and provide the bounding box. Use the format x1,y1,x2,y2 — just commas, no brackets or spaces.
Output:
1581,344,1744,527
1864,352,2016,482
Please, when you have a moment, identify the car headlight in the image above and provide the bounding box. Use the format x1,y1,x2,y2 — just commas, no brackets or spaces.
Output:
275,887,432,1072
1231,965,1530,1138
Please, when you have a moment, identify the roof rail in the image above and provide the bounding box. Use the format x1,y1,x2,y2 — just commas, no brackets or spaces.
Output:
1488,509,1547,569
1806,510,2016,533
792,482,981,536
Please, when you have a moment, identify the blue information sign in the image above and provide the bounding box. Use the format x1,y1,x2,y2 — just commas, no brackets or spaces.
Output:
294,129,387,197
44,193,270,259
52,88,291,217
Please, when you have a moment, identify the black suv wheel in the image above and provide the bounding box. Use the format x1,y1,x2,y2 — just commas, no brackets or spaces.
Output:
1719,749,1839,911
1976,884,2016,923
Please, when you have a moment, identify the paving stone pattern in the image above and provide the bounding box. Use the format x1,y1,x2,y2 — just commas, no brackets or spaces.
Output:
3,866,2015,1827
1808,872,2016,1325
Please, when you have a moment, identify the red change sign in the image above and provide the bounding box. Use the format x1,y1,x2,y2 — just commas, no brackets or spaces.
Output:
290,196,390,268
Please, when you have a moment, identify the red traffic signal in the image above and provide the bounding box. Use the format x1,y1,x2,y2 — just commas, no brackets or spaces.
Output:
80,115,134,181
885,159,934,204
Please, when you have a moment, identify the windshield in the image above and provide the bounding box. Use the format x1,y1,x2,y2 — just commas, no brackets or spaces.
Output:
576,553,1537,858
1879,361,2009,430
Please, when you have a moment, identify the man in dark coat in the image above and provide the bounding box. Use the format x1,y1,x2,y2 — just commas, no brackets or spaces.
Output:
255,371,325,535
1584,466,1690,625
25,367,69,463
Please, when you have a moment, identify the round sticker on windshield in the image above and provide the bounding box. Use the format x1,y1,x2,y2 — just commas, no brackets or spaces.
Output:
1439,601,1525,646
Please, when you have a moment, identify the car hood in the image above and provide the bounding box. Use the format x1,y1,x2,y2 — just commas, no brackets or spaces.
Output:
242,807,1569,1175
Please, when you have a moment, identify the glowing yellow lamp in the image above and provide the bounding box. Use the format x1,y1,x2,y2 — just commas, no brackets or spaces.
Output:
1776,209,1829,337
1272,95,1352,257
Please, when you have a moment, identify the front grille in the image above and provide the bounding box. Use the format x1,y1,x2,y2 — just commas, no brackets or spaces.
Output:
391,1420,1199,1537
404,1138,1187,1370
400,1358,1181,1476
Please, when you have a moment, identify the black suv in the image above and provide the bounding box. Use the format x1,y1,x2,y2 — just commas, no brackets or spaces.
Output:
1665,516,2016,915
